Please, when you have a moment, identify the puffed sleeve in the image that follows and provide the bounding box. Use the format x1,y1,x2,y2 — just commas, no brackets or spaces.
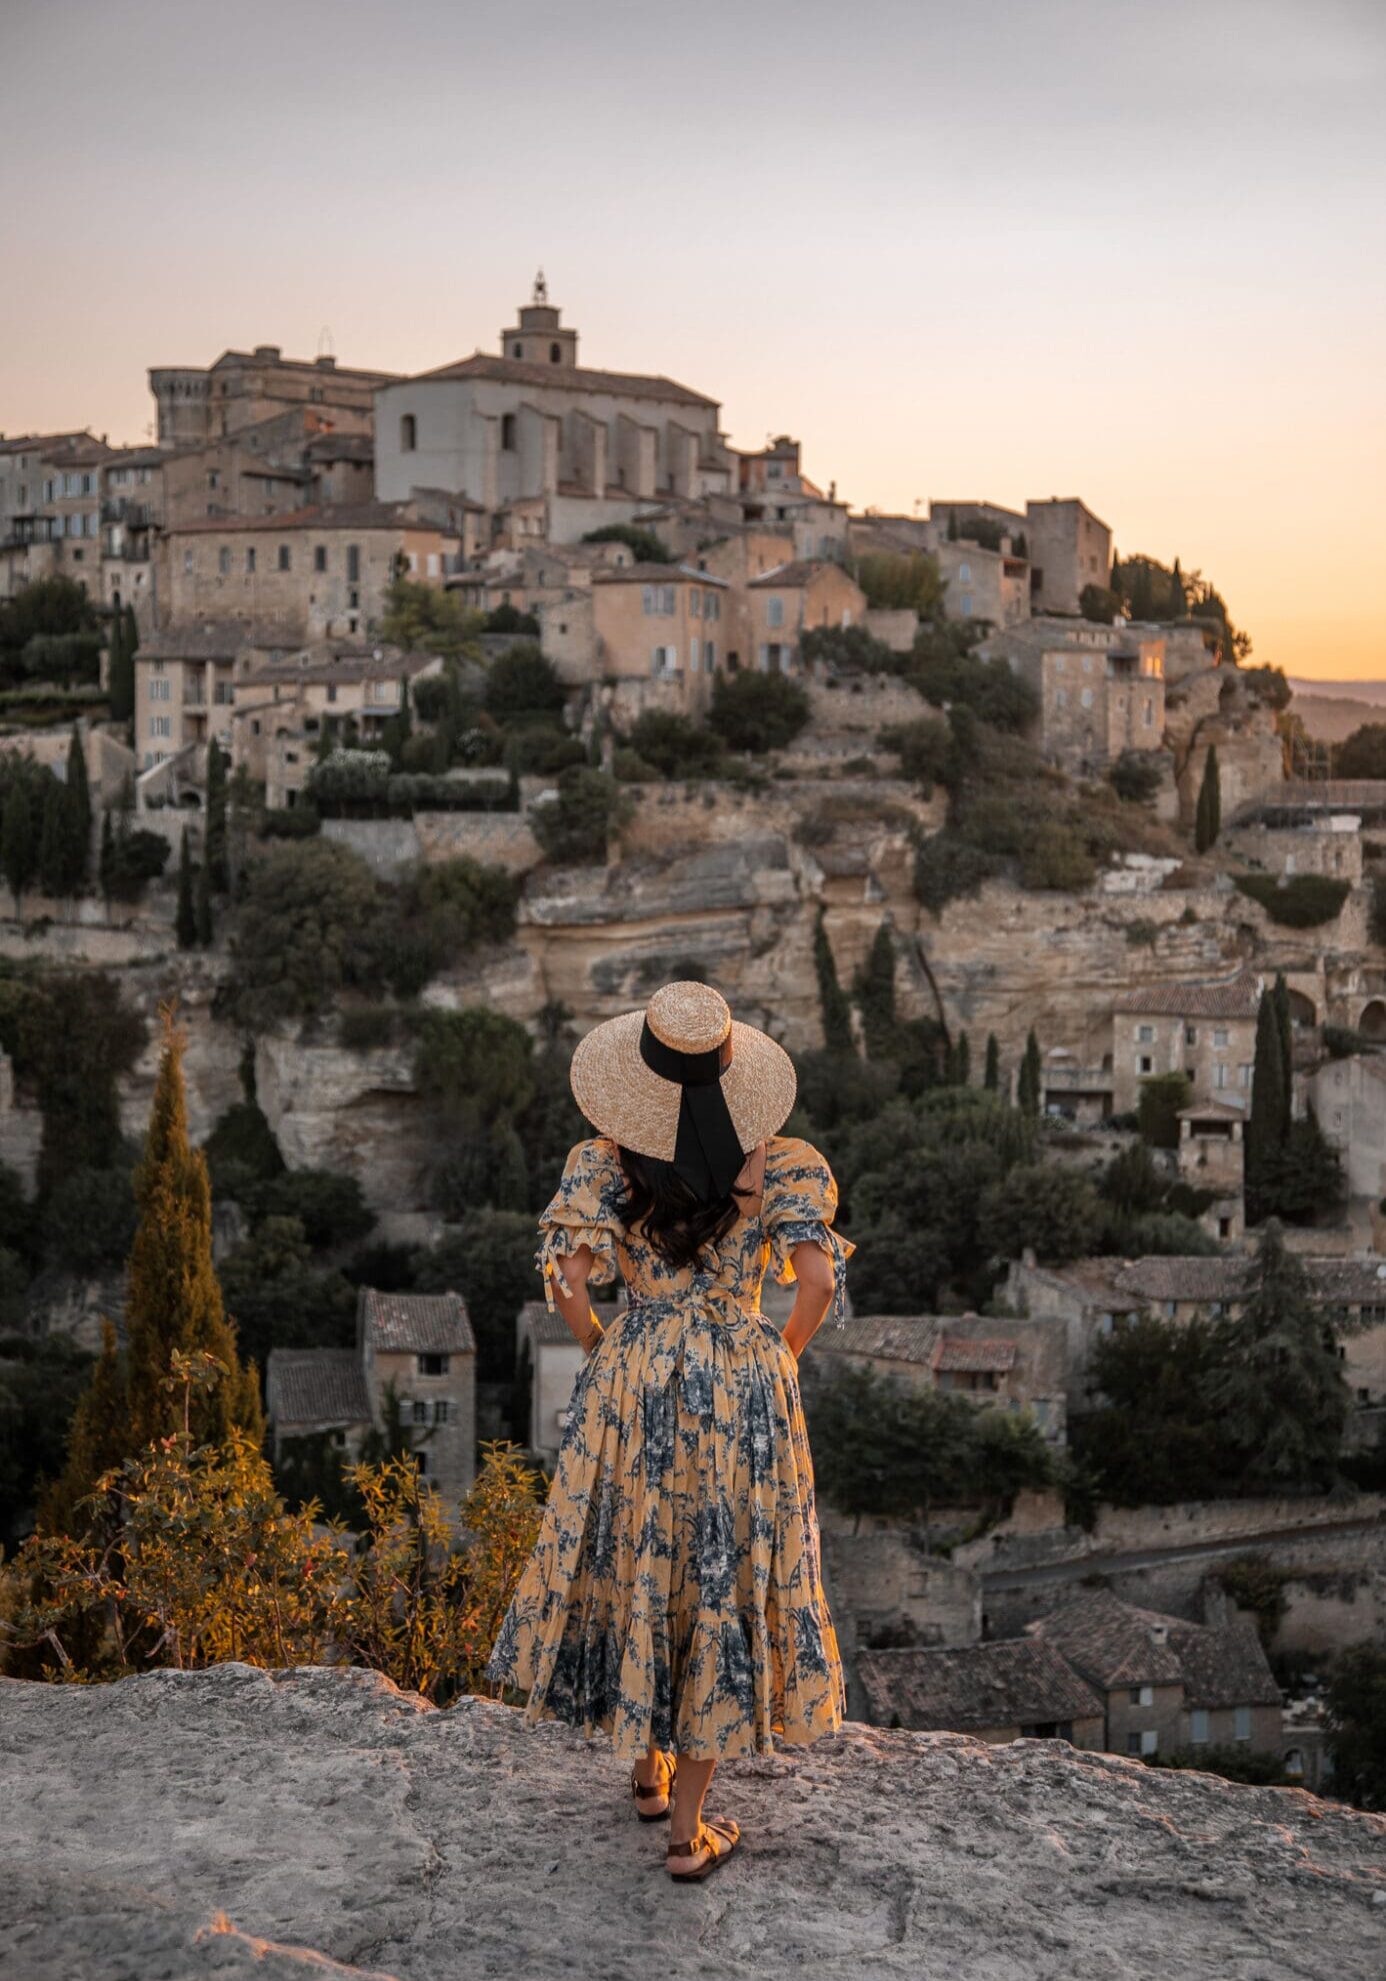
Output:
535,1138,624,1311
763,1137,854,1329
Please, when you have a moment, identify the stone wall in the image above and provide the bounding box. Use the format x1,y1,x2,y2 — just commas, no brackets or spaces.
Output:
322,813,545,879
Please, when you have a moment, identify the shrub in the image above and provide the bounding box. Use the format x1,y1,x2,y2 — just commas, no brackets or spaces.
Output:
1019,822,1097,892
853,552,942,615
483,603,540,636
977,1163,1103,1265
413,1007,535,1125
708,671,810,752
529,767,630,865
482,643,566,723
800,625,902,674
880,716,954,793
626,710,725,779
580,523,672,564
611,747,658,784
259,803,321,839
103,824,170,898
502,724,586,777
41,1165,136,1272
914,832,999,914
1109,751,1164,804
1138,1071,1192,1149
1233,873,1352,927
224,840,394,1025
338,1004,402,1051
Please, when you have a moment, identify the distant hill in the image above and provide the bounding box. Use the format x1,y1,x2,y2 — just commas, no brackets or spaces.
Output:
1288,678,1386,742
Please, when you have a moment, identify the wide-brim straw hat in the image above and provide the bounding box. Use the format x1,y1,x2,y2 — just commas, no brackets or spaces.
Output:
569,981,796,1165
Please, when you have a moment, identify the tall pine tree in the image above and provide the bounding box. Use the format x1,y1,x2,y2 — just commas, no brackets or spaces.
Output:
123,1005,264,1451
175,828,197,948
1017,1028,1042,1115
98,812,116,900
65,724,91,883
853,921,897,1059
195,856,213,946
37,780,69,897
1194,744,1221,852
1273,971,1294,1102
1169,557,1186,619
35,1317,130,1542
205,738,229,892
814,909,856,1054
984,1033,1000,1092
2,778,34,910
1246,985,1289,1222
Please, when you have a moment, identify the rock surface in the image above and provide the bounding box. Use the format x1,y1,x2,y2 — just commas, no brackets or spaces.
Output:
3,1663,1383,1981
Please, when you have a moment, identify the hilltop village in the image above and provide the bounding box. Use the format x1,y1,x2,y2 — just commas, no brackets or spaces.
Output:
2,280,1385,1802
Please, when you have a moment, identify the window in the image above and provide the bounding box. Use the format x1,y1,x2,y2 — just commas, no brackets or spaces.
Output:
183,550,194,574
427,553,439,577
689,640,700,674
1238,1062,1252,1086
434,1399,450,1424
961,595,973,617
705,641,716,671
550,341,561,363
1185,1026,1198,1046
326,683,337,704
512,342,523,358
1129,1685,1153,1707
400,414,417,452
1138,1055,1153,1075
1080,687,1094,708
1215,1063,1228,1089
277,544,291,572
1126,1733,1142,1756
501,413,516,451
208,470,220,490
1055,688,1067,708
417,1353,449,1376
1143,699,1154,726
1234,1706,1251,1743
218,547,231,575
959,562,971,583
766,596,784,629
706,592,720,621
246,548,256,574
412,1400,428,1425
149,716,171,738
642,585,655,615
347,545,360,583
1137,1024,1154,1043
149,677,171,702
415,1450,429,1477
1140,1731,1158,1757
690,590,702,618
314,546,327,572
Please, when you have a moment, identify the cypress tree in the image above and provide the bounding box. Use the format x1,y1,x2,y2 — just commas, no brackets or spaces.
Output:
813,908,856,1054
65,724,92,882
1246,987,1289,1222
99,811,116,900
123,1005,264,1452
956,1030,971,1086
1272,972,1294,1105
1017,1028,1042,1115
205,739,229,892
175,828,196,948
1169,557,1186,619
984,1033,1000,1092
35,1317,130,1543
195,856,213,946
37,779,69,898
854,921,897,1059
2,778,34,910
1195,744,1221,852
947,509,959,541
122,603,139,667
108,612,135,725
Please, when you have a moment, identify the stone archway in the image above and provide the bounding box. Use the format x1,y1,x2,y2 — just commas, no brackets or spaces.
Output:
1286,988,1317,1030
1359,998,1386,1042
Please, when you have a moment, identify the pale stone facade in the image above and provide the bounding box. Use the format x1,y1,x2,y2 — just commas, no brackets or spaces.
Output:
934,539,1030,628
1110,974,1260,1115
747,561,867,674
1312,1053,1386,1203
149,344,396,450
230,645,444,808
589,563,729,713
982,617,1165,774
1025,497,1112,614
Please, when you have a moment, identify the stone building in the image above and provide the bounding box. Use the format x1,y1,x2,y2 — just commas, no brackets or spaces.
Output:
1024,498,1112,614
1025,1589,1282,1762
1313,1052,1386,1202
934,538,1030,628
514,1299,584,1467
746,561,867,674
810,1311,1067,1442
230,644,445,809
730,436,849,558
1109,973,1260,1115
266,1287,476,1499
1176,1099,1246,1242
134,618,300,777
374,279,735,540
857,1638,1105,1747
149,344,397,451
0,432,118,599
980,617,1165,775
164,502,462,643
588,563,730,714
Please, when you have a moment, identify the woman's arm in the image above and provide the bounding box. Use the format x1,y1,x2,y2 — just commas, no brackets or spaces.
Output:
547,1243,604,1354
781,1239,835,1361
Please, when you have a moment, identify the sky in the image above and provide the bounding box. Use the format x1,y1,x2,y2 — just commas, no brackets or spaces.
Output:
3,0,1383,680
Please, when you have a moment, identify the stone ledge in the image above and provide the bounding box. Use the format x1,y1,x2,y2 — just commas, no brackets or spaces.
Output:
2,1661,1383,1980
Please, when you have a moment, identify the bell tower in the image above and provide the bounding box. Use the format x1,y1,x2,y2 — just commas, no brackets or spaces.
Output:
500,270,579,368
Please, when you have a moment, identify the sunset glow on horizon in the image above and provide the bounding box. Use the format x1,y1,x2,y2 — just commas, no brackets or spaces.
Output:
3,0,1382,679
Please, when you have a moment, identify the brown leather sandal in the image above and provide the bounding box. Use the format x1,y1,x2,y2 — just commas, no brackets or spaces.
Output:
631,1754,676,1822
666,1816,741,1881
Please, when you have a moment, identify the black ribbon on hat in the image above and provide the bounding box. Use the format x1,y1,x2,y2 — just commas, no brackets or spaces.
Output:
638,1018,745,1199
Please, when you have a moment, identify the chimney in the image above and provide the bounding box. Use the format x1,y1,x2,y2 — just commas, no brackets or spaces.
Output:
314,355,337,371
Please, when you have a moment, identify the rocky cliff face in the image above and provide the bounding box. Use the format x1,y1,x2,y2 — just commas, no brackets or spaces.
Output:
3,1663,1382,1980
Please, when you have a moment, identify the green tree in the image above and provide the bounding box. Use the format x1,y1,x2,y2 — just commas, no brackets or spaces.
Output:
978,1163,1103,1265
106,612,133,725
813,909,855,1053
1246,986,1289,1223
1194,744,1221,852
99,812,116,899
65,725,91,881
528,766,629,865
1207,1221,1348,1493
413,1007,536,1126
483,642,566,724
983,1033,1000,1092
195,856,213,946
123,1007,264,1453
37,779,70,898
2,778,35,909
1138,1071,1192,1150
204,737,229,891
852,921,898,1060
853,551,944,616
580,523,672,564
1336,723,1386,782
707,671,810,752
378,577,484,659
626,710,724,779
1016,1028,1042,1116
175,829,197,949
1324,1644,1386,1809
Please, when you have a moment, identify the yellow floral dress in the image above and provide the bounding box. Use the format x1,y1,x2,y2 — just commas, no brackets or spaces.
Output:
483,1133,852,1761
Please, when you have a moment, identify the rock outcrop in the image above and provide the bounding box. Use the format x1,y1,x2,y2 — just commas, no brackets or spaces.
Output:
3,1663,1382,1980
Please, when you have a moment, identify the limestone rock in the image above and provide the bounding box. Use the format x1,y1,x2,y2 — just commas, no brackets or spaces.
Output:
3,1662,1383,1980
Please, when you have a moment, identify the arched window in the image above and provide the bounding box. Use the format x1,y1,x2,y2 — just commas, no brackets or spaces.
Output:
550,342,561,363
512,342,523,359
400,414,416,452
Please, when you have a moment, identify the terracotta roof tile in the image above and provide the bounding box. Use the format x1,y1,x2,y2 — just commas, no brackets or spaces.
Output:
404,351,716,409
814,1314,941,1365
857,1640,1104,1733
359,1288,475,1355
933,1336,1017,1375
266,1348,371,1427
1111,975,1260,1019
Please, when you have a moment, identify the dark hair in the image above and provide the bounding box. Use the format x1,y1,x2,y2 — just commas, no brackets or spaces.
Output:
615,1144,754,1272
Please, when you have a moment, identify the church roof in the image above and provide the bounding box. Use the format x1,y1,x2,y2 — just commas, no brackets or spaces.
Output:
401,351,717,410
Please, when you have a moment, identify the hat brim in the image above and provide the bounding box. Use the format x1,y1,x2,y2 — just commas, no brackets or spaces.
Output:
569,1009,797,1164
